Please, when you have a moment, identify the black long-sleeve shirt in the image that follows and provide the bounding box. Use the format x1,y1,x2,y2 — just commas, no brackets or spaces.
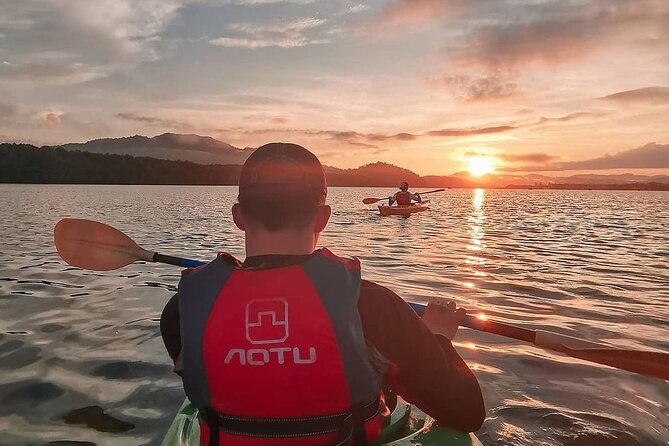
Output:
160,253,485,432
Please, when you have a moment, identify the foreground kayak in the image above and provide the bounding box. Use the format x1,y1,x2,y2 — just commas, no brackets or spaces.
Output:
378,200,430,216
160,394,483,446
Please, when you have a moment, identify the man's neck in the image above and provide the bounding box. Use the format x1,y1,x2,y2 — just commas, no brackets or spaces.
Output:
244,230,317,257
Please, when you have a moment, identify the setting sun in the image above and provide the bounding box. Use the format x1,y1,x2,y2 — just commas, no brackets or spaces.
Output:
467,156,496,177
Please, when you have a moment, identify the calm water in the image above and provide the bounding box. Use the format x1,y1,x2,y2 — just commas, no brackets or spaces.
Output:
0,185,667,446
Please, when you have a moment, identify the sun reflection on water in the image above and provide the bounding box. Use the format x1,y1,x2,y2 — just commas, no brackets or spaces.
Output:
464,188,486,288
473,188,485,210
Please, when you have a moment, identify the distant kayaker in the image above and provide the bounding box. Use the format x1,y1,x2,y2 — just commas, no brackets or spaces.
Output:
389,181,422,206
160,143,485,446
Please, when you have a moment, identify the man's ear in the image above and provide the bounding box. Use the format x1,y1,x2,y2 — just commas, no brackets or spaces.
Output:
314,205,331,233
232,203,245,231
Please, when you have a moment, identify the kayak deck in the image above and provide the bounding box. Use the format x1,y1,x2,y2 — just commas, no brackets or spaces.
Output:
378,200,430,216
160,394,482,446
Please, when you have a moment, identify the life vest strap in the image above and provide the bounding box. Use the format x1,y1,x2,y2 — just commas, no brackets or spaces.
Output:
200,397,381,441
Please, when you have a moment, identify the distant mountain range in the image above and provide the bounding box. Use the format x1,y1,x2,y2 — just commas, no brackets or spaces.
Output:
59,133,254,165
1,133,668,189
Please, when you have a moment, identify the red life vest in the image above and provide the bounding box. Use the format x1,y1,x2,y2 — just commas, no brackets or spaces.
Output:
178,248,387,446
395,191,412,205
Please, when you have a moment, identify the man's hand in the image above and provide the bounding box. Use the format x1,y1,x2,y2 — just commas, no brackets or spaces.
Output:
422,299,466,340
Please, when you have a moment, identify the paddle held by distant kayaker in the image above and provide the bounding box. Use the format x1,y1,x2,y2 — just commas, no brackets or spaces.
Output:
159,143,485,446
389,181,422,206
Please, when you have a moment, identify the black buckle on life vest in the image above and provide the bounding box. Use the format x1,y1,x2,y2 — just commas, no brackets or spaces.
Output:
201,396,381,445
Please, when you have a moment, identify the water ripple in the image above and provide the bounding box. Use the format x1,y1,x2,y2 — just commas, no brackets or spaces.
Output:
0,185,667,445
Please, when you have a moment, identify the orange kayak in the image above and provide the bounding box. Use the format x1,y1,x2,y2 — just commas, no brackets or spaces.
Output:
378,200,430,216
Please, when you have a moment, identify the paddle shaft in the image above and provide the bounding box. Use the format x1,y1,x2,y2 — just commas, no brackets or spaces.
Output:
415,188,445,195
153,252,204,268
409,302,534,342
409,302,668,379
363,189,445,204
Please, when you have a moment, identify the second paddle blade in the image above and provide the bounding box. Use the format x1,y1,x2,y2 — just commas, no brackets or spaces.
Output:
54,218,146,271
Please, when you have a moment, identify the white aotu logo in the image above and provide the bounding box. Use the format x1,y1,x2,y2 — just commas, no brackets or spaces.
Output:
245,298,289,344
224,298,317,366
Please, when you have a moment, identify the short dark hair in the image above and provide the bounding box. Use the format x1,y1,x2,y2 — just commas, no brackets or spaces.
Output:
238,142,327,232
238,188,325,232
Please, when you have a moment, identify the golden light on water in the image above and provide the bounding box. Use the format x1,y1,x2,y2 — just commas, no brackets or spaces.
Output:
472,188,485,211
455,341,480,351
465,188,487,287
468,363,504,375
477,313,488,321
467,156,496,177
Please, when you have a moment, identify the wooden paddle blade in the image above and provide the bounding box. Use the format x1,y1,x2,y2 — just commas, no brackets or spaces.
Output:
363,197,384,204
54,218,150,271
564,347,669,380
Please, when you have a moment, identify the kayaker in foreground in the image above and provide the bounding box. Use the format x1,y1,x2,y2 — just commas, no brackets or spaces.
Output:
388,181,422,206
160,143,485,446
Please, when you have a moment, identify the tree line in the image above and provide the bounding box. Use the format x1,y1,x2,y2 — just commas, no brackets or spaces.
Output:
0,144,425,187
3,143,667,190
0,144,242,185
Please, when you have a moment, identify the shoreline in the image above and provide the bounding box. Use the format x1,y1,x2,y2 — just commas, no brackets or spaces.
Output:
1,183,668,191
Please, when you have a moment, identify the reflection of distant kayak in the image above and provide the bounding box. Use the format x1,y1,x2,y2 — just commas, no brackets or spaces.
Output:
378,200,430,216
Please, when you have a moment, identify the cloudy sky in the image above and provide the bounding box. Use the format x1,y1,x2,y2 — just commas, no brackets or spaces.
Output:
1,0,668,175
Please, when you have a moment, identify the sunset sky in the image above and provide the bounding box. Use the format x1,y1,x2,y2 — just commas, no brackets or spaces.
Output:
1,0,668,175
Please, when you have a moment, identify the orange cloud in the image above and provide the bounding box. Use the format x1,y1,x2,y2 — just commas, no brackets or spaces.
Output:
602,87,669,104
426,126,514,137
464,151,560,165
450,1,669,71
368,132,415,142
430,71,518,102
243,114,289,124
536,112,600,125
116,113,191,131
374,0,461,27
500,153,559,164
434,0,669,100
45,112,60,127
236,124,515,148
452,23,593,71
504,143,669,171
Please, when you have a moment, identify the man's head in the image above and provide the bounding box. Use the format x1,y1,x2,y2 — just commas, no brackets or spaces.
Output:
233,143,330,235
399,181,409,191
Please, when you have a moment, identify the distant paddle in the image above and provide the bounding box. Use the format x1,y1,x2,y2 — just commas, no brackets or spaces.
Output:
54,218,669,380
362,188,445,204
